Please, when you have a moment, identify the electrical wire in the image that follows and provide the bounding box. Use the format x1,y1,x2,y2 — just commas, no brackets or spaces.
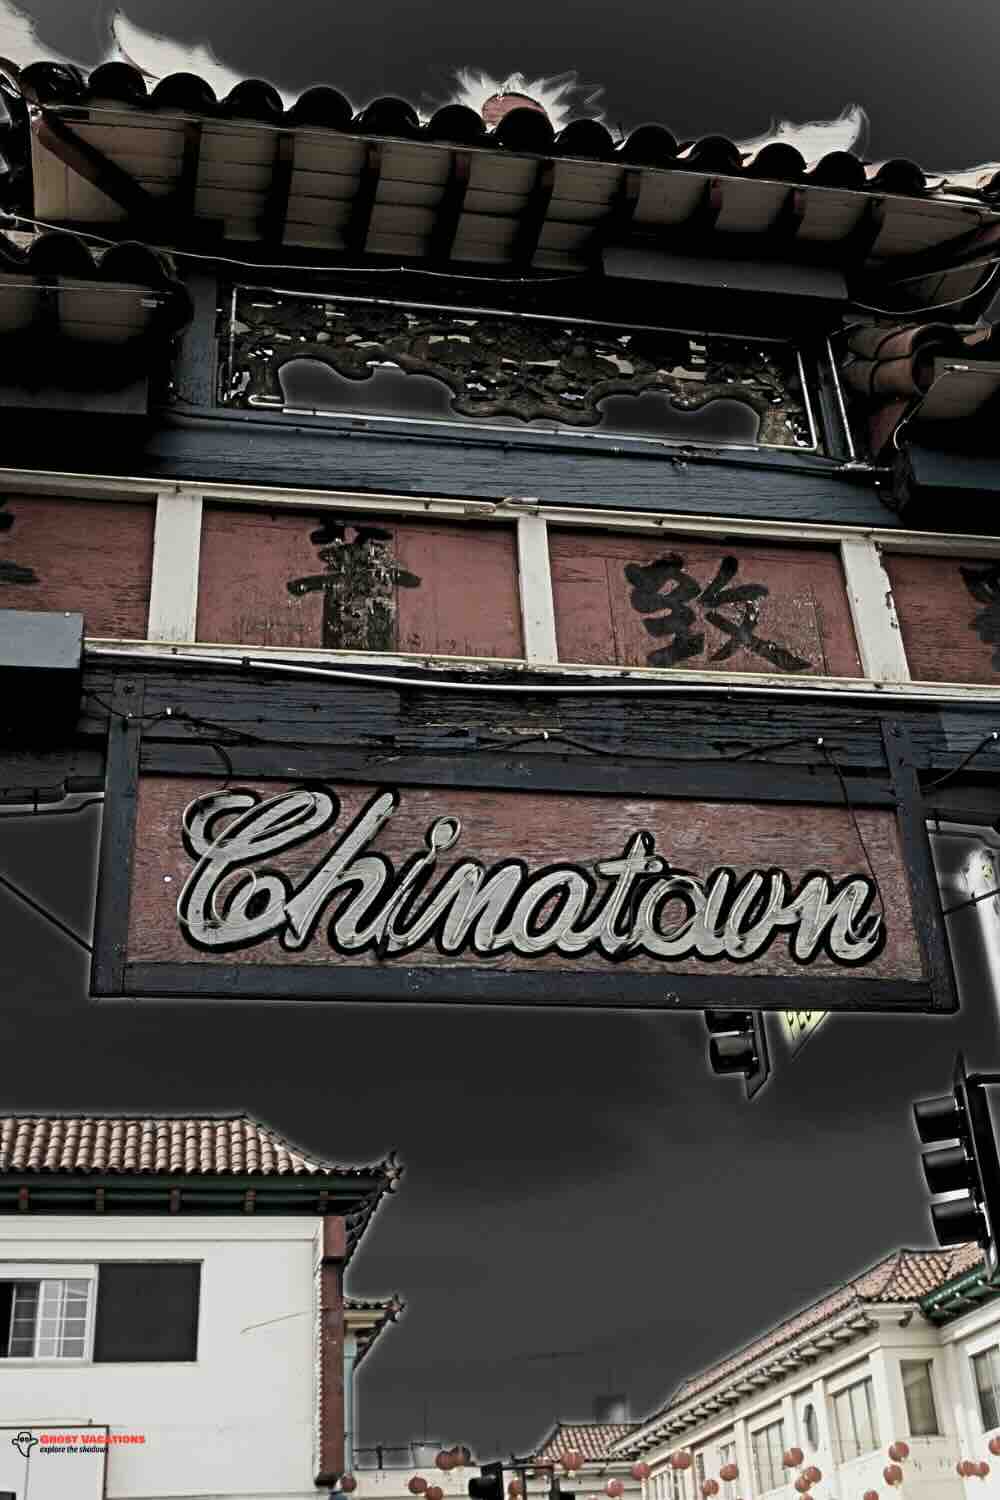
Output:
0,869,93,953
850,261,1000,318
0,795,103,820
818,736,886,921
942,884,1000,918
1,213,590,285
923,731,1000,791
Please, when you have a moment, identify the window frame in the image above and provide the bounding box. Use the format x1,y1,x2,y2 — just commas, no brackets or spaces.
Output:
221,283,830,460
749,1417,786,1495
830,1374,880,1463
900,1357,941,1437
972,1344,1000,1433
0,1265,96,1363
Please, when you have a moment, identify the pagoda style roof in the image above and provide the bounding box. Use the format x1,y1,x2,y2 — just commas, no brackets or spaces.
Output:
2,59,997,307
0,1112,402,1257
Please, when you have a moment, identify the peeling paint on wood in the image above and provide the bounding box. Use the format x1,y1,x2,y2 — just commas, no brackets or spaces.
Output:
0,495,154,635
197,505,522,659
886,552,1000,684
549,530,862,677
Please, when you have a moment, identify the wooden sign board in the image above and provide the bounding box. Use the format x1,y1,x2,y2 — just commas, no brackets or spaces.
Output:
92,739,955,1010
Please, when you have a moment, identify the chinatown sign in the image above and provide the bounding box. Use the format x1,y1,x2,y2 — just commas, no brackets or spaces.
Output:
92,768,955,1011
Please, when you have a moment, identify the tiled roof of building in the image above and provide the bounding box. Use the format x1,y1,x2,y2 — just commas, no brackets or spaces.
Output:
0,1112,397,1180
345,1293,405,1367
618,1245,986,1446
12,59,1000,204
841,315,1000,457
533,1423,640,1462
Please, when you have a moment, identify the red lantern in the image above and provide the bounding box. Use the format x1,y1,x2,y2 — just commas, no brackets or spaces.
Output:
793,1478,810,1495
719,1465,738,1483
340,1481,358,1495
630,1465,650,1483
783,1449,803,1469
991,1438,1000,1458
961,1460,978,1477
883,1464,903,1487
508,1484,523,1497
979,1462,992,1478
436,1456,455,1473
562,1454,584,1474
888,1441,910,1462
802,1468,820,1485
606,1483,624,1497
670,1453,692,1472
863,1492,879,1500
409,1481,427,1495
701,1484,719,1499
426,1488,443,1500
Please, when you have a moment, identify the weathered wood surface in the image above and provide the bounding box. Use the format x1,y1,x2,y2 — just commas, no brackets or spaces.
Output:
886,550,1000,685
197,505,522,658
127,776,922,981
0,408,906,527
64,660,1000,778
550,529,861,677
0,494,154,637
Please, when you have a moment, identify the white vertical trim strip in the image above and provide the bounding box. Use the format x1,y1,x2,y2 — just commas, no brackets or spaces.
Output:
516,513,559,664
840,537,910,683
147,491,203,643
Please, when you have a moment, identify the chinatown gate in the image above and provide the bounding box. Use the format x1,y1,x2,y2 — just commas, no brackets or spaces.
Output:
5,58,1000,1050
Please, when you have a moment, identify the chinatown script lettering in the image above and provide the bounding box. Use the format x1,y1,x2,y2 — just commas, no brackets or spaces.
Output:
173,786,886,967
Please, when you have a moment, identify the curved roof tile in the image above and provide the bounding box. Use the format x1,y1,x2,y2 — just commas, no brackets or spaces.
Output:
12,59,994,200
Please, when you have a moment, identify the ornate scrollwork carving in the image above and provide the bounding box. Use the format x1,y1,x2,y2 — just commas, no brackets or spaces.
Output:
223,288,813,449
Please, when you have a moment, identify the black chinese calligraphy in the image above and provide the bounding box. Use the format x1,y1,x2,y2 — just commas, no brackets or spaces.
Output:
960,561,1000,670
625,553,812,673
287,518,420,652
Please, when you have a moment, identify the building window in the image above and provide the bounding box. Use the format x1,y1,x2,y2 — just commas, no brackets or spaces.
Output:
901,1359,940,1436
717,1441,737,1500
0,1262,200,1363
832,1377,879,1461
973,1346,1000,1431
751,1420,786,1494
0,1278,91,1359
93,1263,200,1362
223,287,821,455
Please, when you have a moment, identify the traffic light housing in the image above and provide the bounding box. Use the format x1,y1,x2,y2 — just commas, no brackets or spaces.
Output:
914,1053,1000,1278
704,1009,771,1099
469,1465,505,1500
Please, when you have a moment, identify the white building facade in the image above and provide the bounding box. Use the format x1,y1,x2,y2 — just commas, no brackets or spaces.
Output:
0,1115,402,1500
610,1244,1000,1500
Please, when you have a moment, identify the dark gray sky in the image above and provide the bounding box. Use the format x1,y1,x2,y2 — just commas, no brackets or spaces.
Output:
1,800,998,1457
4,0,1000,1462
7,0,1000,168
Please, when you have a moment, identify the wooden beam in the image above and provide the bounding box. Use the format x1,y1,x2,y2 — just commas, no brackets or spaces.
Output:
516,513,558,664
511,158,555,270
766,186,806,246
589,166,642,256
174,118,204,222
262,130,296,247
147,490,203,643
35,111,159,223
343,142,382,256
840,195,886,267
840,537,910,682
428,149,470,264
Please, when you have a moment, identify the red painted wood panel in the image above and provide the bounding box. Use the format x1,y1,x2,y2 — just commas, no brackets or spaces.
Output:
128,777,922,982
0,495,154,637
196,505,522,658
885,552,1000,684
549,530,862,678
196,507,323,650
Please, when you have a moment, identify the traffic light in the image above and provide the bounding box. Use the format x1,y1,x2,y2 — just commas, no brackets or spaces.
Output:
703,1009,771,1099
469,1465,505,1500
914,1053,1000,1278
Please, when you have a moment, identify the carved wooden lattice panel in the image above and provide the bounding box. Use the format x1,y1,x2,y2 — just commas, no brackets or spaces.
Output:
222,288,815,450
